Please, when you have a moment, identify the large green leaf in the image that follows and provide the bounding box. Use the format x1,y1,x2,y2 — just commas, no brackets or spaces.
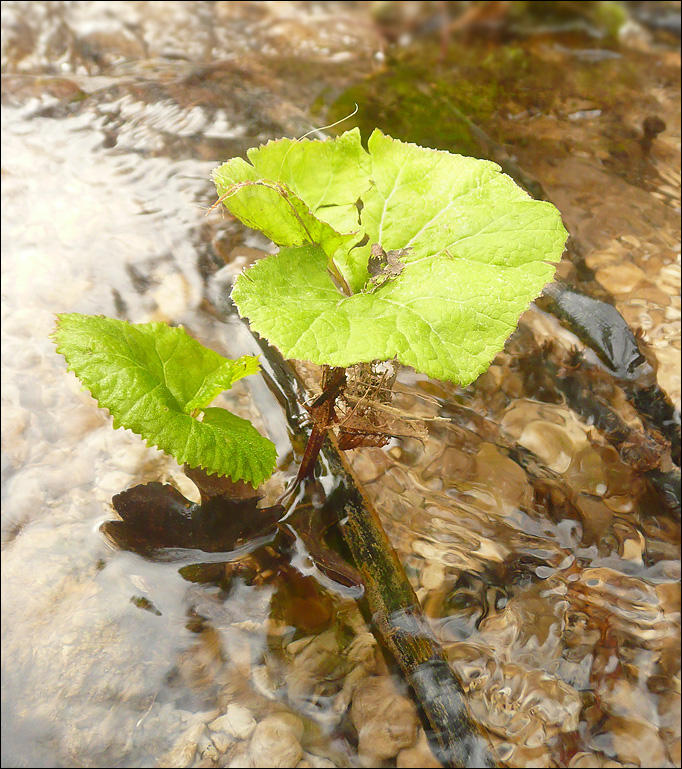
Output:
53,314,277,486
220,130,568,385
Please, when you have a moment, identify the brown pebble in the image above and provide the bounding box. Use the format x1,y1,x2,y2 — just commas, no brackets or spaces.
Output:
350,677,419,762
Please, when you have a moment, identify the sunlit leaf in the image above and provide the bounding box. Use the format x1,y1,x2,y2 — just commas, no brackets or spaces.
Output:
218,129,568,385
53,314,276,486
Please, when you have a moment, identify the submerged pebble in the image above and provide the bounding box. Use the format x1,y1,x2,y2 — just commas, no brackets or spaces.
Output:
248,715,304,769
396,729,442,768
350,676,420,763
209,704,257,741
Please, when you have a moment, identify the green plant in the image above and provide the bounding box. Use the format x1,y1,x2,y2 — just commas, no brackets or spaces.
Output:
54,129,567,488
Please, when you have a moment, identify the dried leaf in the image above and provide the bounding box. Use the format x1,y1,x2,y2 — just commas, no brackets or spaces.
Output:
365,244,409,290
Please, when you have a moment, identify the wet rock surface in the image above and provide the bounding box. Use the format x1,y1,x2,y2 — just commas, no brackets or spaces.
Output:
350,676,421,764
2,2,680,768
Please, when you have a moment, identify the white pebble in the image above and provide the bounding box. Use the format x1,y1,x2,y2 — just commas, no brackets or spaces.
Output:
209,704,256,740
249,716,304,768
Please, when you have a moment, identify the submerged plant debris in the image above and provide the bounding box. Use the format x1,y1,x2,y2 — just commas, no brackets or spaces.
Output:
103,480,284,555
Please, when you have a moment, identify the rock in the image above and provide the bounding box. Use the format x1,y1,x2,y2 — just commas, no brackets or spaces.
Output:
568,752,603,768
249,715,304,768
186,709,222,726
595,263,647,296
265,712,305,743
156,723,208,768
299,753,337,768
209,705,257,740
210,731,234,754
199,740,220,763
396,729,441,768
251,664,280,700
607,717,668,767
517,422,576,474
350,676,419,763
334,665,370,714
223,743,254,768
504,744,552,767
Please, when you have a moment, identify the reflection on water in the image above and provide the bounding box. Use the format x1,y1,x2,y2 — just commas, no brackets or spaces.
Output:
1,2,680,768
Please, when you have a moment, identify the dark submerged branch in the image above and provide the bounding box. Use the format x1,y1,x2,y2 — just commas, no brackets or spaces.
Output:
250,330,498,769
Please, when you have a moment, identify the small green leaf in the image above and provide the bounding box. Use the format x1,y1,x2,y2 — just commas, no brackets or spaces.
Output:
53,314,276,486
219,130,569,385
212,170,353,260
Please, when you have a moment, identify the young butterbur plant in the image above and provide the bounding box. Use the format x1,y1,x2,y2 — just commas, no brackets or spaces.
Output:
52,130,568,768
54,129,567,491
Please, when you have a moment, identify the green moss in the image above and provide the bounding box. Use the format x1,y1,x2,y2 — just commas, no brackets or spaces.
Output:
326,33,658,171
328,47,501,157
326,42,562,157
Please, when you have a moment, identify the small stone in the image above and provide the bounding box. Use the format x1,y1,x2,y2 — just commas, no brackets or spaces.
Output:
249,715,304,768
420,561,445,591
156,723,204,768
334,666,370,714
299,753,336,768
505,744,552,767
149,272,193,322
224,744,254,768
351,676,419,762
265,712,305,742
518,422,575,474
396,729,441,768
568,752,602,768
191,709,223,726
210,731,234,754
608,718,667,766
209,705,257,740
200,740,220,762
595,263,647,295
251,664,279,700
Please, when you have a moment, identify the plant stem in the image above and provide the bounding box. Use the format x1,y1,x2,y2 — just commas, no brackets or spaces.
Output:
249,331,498,769
327,258,352,296
293,365,346,485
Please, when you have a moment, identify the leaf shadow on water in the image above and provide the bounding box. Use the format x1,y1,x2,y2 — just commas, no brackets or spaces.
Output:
101,467,365,611
102,480,284,557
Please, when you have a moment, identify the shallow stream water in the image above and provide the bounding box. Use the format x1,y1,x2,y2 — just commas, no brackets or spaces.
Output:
1,3,680,768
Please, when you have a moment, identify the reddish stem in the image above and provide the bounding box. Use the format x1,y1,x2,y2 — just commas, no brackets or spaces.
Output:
293,366,346,485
